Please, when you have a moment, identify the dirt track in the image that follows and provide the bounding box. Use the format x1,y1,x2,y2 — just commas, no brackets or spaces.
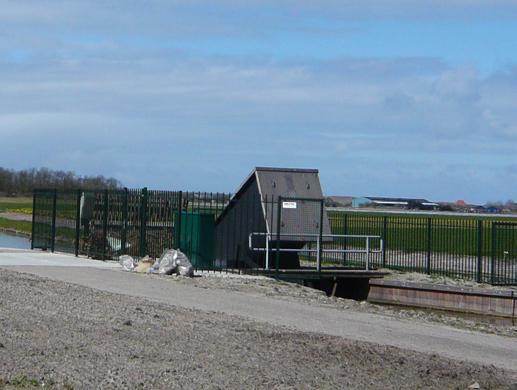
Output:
0,269,515,389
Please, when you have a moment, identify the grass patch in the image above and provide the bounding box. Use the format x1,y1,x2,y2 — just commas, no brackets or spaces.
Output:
328,208,517,221
328,210,517,257
7,208,32,215
0,197,33,213
1,374,53,388
0,217,32,235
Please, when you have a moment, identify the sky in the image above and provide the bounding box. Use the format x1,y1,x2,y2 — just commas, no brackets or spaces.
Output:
1,1,516,203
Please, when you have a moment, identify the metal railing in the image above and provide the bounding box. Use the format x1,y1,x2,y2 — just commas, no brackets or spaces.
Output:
328,210,517,285
249,232,383,271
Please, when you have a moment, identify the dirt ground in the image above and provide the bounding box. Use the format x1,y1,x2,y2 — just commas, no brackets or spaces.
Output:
0,269,515,390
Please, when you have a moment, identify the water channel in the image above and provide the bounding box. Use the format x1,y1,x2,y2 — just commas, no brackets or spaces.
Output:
0,231,31,249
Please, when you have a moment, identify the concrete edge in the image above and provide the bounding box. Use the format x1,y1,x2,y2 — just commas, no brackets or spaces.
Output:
369,280,517,319
370,279,516,298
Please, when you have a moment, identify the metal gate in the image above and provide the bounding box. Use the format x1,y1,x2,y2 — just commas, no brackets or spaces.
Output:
274,196,326,270
491,222,517,285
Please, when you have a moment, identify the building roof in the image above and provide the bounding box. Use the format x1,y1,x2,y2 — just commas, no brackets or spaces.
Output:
254,167,319,174
365,196,432,203
354,196,439,207
217,166,323,222
234,167,320,201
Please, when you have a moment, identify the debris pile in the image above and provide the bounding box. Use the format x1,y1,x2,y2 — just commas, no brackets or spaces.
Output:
134,256,154,273
119,255,136,272
119,249,194,277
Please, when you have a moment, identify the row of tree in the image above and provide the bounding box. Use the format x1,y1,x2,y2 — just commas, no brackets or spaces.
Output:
0,167,122,195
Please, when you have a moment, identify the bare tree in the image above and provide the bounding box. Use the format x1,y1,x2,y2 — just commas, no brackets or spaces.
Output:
0,167,123,195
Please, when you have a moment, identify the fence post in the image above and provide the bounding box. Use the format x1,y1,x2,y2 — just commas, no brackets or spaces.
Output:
275,196,282,277
365,237,370,270
382,216,387,267
102,189,108,260
477,220,483,283
30,190,36,250
121,188,128,254
491,223,496,285
265,234,270,270
176,191,183,251
318,200,324,273
74,189,81,257
426,217,432,275
51,189,57,252
342,213,348,265
139,187,148,257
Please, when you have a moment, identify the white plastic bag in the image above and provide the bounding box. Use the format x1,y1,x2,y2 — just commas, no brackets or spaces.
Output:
157,249,178,275
175,251,194,277
153,249,193,277
119,255,136,272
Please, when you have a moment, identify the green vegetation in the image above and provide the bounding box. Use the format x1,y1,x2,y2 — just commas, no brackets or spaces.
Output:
55,226,77,240
0,166,121,194
0,197,33,213
0,197,34,236
328,208,517,221
0,217,32,235
0,374,53,388
328,210,517,257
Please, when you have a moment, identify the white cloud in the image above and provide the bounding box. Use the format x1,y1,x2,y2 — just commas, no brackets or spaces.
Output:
1,55,515,168
0,2,516,201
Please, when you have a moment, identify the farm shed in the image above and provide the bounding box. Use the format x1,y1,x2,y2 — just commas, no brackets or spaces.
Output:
352,196,438,210
214,167,331,269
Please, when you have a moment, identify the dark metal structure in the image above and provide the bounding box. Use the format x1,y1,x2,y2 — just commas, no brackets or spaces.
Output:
214,167,331,269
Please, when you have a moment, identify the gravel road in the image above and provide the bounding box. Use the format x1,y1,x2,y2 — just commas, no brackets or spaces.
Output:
168,271,517,337
3,264,517,370
0,268,515,390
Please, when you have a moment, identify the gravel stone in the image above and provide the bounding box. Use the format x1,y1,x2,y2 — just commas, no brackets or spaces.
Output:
0,269,515,389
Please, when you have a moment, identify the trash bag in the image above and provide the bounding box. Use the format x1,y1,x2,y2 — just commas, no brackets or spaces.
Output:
153,249,194,277
119,255,136,272
174,250,194,277
157,249,178,275
149,257,161,273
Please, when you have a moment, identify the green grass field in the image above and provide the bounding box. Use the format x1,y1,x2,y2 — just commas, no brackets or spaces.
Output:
0,196,33,214
0,197,33,235
0,217,32,235
328,210,517,257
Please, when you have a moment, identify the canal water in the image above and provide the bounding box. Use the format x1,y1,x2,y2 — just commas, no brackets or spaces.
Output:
0,231,31,249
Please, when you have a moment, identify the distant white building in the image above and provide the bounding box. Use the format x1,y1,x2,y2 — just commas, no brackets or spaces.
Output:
352,196,438,210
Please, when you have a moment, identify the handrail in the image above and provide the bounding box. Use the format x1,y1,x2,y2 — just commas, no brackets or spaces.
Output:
248,232,383,271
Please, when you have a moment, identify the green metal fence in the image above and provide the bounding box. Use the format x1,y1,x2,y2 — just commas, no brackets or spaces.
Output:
32,188,517,285
327,211,517,285
32,189,55,251
31,188,230,266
